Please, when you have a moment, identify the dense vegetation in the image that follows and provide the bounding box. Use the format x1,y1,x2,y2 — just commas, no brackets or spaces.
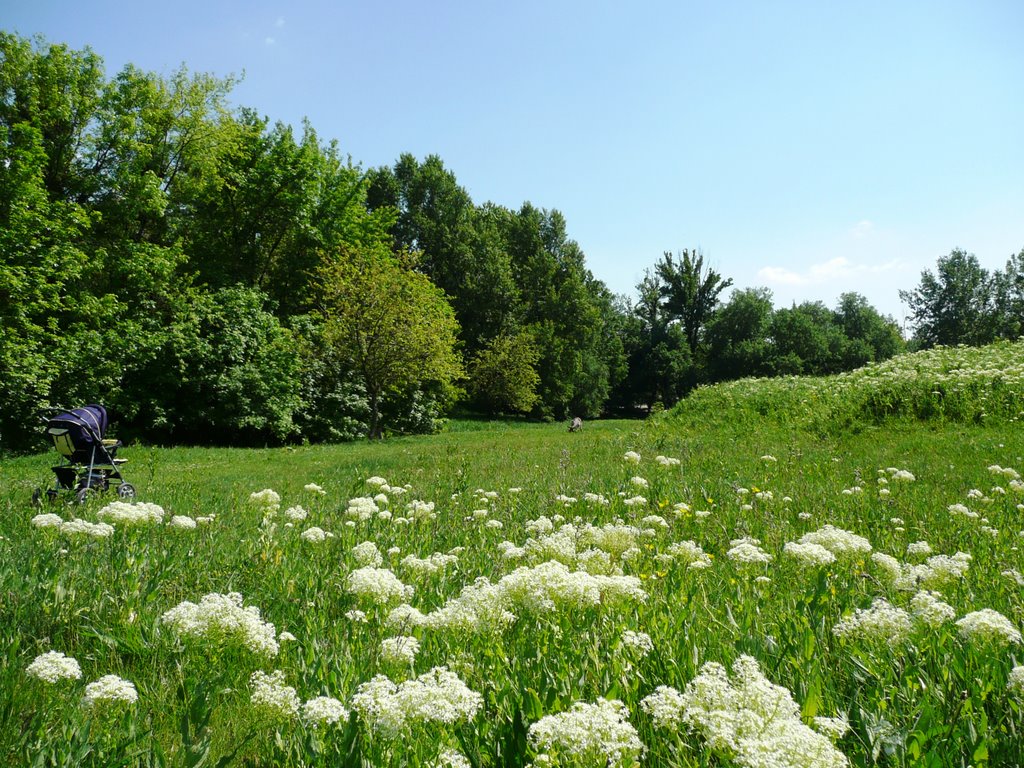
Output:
2,342,1024,766
2,33,1021,454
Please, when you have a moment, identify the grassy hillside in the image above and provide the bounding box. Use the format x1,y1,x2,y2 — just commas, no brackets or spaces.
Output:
2,353,1023,766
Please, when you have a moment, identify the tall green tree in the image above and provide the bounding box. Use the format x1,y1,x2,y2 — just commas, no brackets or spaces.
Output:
316,247,463,438
992,249,1024,340
656,249,733,357
705,287,775,381
899,249,995,347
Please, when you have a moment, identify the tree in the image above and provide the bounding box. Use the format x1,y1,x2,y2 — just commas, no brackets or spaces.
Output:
656,249,733,357
705,287,774,381
468,332,541,414
899,249,995,347
832,292,903,366
316,247,463,438
992,249,1024,340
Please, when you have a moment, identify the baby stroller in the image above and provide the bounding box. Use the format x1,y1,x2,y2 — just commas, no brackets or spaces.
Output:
32,404,136,505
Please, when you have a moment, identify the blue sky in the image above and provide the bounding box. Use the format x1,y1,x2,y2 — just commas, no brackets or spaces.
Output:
6,0,1023,325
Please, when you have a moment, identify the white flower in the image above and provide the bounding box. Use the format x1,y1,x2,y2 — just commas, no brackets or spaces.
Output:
906,541,932,557
284,505,308,521
783,541,836,567
26,651,81,683
302,696,348,727
352,541,383,567
429,749,473,768
656,455,681,466
346,497,379,521
346,567,413,605
833,598,913,645
161,592,279,657
345,609,368,623
1008,666,1024,699
304,483,326,495
31,513,64,529
405,499,436,521
350,667,482,738
60,519,114,538
380,635,420,666
910,590,955,628
169,515,197,529
402,551,458,576
97,501,165,526
366,476,388,487
630,476,649,488
248,489,281,512
623,451,641,464
300,526,328,543
642,656,847,768
666,540,712,569
955,609,1022,647
813,715,851,740
621,630,654,656
727,537,773,565
82,675,138,709
528,699,644,767
797,525,871,559
250,670,300,720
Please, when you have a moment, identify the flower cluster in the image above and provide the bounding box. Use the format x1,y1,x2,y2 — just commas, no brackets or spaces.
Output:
527,699,644,767
955,609,1022,647
97,501,165,526
832,598,913,645
346,567,414,605
82,674,138,710
160,592,279,657
796,525,872,559
26,651,82,683
350,666,482,737
250,669,300,720
641,655,847,768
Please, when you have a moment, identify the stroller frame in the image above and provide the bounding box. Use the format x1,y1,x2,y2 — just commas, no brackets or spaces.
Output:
33,404,136,505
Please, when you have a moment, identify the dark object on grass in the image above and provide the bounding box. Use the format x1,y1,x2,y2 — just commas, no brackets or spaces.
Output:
569,416,583,432
32,404,136,506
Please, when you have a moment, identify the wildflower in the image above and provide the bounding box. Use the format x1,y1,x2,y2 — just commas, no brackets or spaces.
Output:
666,540,712,569
160,592,279,657
906,541,932,557
352,541,383,567
402,551,458,576
406,499,436,521
26,651,81,683
82,675,138,710
97,501,164,526
250,670,300,720
380,636,420,666
641,514,669,530
656,455,681,466
783,541,836,567
249,489,281,513
955,609,1022,647
31,513,64,529
346,497,379,521
797,525,871,559
430,749,473,768
528,699,644,768
813,715,851,740
304,483,326,495
350,667,482,737
622,495,647,507
630,476,649,488
948,503,979,519
301,526,329,543
833,598,913,645
284,505,308,522
727,537,773,565
761,454,778,463
1008,666,1024,699
60,519,114,538
623,451,641,464
584,492,610,505
910,590,955,628
366,476,388,487
345,609,368,623
890,469,916,482
642,656,847,768
346,567,413,605
169,515,197,529
302,696,348,728
621,630,654,656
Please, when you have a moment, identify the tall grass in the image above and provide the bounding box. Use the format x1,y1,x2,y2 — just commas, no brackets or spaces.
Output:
1,346,1023,766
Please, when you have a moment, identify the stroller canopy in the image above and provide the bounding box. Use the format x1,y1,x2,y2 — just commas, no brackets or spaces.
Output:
47,404,109,457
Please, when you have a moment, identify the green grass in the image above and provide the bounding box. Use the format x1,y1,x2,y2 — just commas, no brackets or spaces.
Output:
2,349,1024,767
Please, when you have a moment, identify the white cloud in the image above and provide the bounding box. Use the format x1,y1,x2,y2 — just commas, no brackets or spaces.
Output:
759,257,901,288
850,220,874,239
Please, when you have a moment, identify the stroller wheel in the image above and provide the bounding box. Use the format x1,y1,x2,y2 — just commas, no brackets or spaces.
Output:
117,483,136,500
74,487,97,505
31,488,43,508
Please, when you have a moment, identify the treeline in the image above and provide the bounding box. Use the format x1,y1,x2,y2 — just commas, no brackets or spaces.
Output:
3,34,1014,452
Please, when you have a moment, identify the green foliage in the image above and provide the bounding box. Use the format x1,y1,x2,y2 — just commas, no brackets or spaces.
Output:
468,333,541,415
900,249,996,347
317,247,463,438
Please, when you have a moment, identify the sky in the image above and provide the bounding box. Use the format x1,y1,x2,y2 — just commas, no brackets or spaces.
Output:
5,0,1023,327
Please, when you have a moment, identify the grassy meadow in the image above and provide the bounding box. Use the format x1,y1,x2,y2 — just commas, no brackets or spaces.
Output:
2,342,1024,767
